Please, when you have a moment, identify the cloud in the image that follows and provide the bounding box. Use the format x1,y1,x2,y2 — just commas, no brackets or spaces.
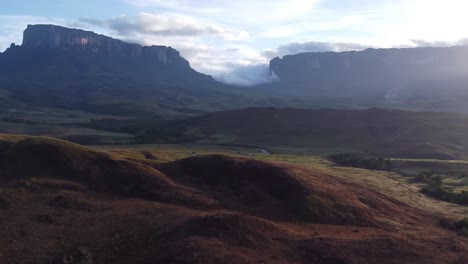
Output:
79,12,248,40
262,41,372,60
171,43,271,86
123,0,321,24
78,13,264,86
409,39,468,48
264,38,468,61
215,64,272,86
218,40,373,86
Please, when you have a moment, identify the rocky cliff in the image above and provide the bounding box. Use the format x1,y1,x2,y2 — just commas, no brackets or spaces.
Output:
269,46,468,83
21,24,190,67
268,46,468,112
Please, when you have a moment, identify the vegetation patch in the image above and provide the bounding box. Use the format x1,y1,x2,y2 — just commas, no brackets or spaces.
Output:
413,171,434,183
440,217,468,236
420,175,468,206
328,152,392,170
81,118,199,143
330,154,468,206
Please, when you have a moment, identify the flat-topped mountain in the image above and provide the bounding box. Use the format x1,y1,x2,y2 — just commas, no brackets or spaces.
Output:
3,25,468,118
0,25,259,116
3,25,210,83
270,46,468,82
269,46,468,113
20,25,191,67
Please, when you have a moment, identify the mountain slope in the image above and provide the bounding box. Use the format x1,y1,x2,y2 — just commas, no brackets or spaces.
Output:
0,135,466,263
156,107,468,159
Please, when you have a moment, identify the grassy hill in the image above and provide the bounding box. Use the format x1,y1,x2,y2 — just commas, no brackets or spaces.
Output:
147,107,468,159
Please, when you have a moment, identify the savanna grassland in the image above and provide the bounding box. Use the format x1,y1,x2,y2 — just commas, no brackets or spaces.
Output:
94,142,468,220
1,135,467,263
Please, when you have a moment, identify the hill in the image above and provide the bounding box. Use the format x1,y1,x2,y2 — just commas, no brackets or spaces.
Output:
269,46,468,113
0,135,466,263
153,107,468,159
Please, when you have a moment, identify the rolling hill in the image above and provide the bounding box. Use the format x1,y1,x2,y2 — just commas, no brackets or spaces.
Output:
154,107,468,159
0,135,466,263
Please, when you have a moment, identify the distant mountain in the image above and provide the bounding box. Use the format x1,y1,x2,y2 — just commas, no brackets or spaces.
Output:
157,107,468,159
269,46,468,113
4,24,468,120
13,24,212,82
0,25,261,116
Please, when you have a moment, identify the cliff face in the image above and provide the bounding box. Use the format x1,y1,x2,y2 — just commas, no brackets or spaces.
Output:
21,24,190,67
0,24,217,81
268,46,468,112
268,46,468,109
269,46,468,83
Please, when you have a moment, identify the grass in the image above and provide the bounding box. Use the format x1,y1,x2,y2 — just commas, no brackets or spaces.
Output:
3,134,467,221
0,122,134,144
0,104,130,124
88,143,468,221
390,159,468,194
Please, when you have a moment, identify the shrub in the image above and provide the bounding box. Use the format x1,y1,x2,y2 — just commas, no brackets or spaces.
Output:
328,152,392,170
440,217,468,236
421,176,468,206
414,171,433,183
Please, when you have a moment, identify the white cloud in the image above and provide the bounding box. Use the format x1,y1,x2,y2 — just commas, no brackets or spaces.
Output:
262,41,372,60
215,64,271,86
175,43,270,86
123,0,321,24
261,27,298,39
79,12,248,40
77,12,260,85
398,0,468,42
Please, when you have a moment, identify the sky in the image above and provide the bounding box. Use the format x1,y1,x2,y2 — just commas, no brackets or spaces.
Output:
1,0,468,86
